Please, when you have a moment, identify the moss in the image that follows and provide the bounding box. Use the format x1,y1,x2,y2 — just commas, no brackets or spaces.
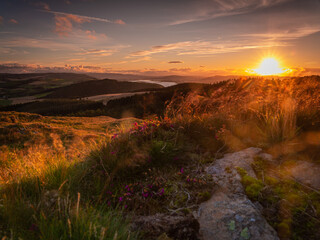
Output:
245,183,264,200
236,167,247,177
225,167,232,174
286,193,304,207
277,220,291,239
265,176,279,186
198,191,211,202
238,170,264,200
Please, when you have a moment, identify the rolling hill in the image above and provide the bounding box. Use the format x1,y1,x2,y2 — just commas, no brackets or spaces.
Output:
43,78,163,99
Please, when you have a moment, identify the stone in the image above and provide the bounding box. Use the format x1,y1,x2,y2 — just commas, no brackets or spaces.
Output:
287,160,320,190
198,148,279,240
131,213,200,240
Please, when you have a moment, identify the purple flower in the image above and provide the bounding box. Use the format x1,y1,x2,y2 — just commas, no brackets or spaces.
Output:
119,197,124,202
180,167,184,174
158,188,164,196
142,192,149,198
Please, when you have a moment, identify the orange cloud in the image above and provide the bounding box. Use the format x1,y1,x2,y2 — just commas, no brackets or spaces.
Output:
114,19,126,25
9,19,18,24
54,13,90,36
169,68,191,72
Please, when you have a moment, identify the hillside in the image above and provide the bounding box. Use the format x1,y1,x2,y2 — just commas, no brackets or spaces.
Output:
0,73,96,99
43,79,163,99
1,76,320,239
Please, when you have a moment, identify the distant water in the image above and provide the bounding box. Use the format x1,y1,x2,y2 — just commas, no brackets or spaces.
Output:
133,80,177,87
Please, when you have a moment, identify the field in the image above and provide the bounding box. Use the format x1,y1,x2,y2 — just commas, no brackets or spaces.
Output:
1,76,320,239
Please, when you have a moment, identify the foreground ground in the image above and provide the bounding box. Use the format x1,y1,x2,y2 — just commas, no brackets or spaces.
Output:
1,76,320,239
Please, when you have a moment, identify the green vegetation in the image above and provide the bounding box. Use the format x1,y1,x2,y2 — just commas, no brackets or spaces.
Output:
1,76,320,239
0,99,12,106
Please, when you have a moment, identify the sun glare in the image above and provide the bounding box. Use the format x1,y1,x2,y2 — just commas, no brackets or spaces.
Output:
253,57,286,76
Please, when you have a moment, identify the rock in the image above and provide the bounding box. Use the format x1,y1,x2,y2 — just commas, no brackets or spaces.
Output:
287,161,320,190
131,213,200,240
198,148,279,240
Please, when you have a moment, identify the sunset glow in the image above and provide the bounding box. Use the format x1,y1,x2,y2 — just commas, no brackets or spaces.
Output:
0,0,319,76
253,58,286,76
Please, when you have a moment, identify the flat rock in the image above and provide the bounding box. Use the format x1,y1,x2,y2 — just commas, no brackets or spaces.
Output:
131,213,200,240
287,161,320,190
198,148,279,240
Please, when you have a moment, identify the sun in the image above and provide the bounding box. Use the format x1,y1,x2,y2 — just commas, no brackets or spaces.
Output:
253,57,286,76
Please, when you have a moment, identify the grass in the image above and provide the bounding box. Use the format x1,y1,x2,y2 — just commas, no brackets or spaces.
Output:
1,76,320,239
0,112,222,239
0,99,12,107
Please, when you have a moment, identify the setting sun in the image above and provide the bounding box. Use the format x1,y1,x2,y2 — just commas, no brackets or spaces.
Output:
253,58,286,76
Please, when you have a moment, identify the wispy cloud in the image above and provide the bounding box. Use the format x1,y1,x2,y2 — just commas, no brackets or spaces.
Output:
35,2,51,11
129,40,273,57
169,68,191,72
168,61,183,64
169,0,291,25
79,48,117,56
241,26,320,41
9,19,19,24
44,10,126,25
0,16,3,25
54,13,90,36
130,26,318,57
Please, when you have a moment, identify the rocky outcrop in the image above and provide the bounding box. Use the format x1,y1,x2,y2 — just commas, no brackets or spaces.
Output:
131,213,200,240
197,148,279,240
286,160,320,190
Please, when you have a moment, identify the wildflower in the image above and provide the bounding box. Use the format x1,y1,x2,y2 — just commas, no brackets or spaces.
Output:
111,151,116,155
119,197,124,202
180,167,184,174
158,188,164,196
142,192,149,198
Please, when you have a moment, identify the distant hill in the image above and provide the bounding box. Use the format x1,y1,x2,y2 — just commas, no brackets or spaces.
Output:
0,73,96,98
86,72,236,83
44,78,163,99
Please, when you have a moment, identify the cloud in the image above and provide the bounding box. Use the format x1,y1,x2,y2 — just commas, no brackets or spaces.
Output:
45,10,126,25
169,0,291,25
54,13,90,36
9,19,18,24
0,16,3,25
83,30,107,40
80,48,117,56
169,68,191,72
130,42,195,57
35,2,51,11
168,61,183,64
129,40,277,57
114,19,126,25
129,26,318,57
41,9,126,36
241,26,320,41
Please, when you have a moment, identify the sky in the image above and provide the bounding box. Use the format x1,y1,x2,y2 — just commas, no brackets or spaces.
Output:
0,0,319,76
